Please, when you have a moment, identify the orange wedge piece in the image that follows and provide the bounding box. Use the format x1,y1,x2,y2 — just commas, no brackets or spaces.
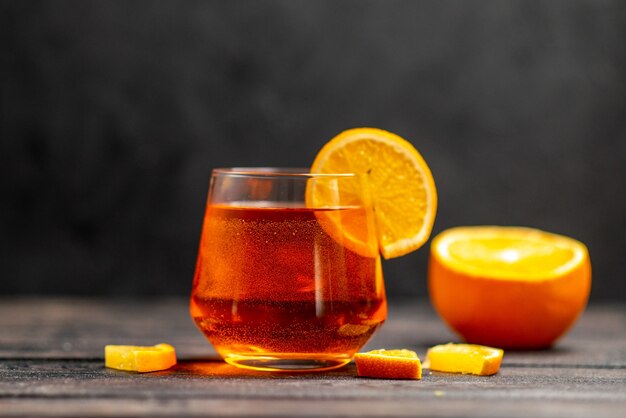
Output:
429,226,591,348
354,349,422,379
309,127,437,259
105,343,177,372
426,343,503,376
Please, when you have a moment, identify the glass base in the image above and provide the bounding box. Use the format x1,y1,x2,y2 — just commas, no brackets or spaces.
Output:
224,353,352,372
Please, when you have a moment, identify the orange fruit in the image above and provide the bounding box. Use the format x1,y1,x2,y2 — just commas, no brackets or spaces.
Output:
309,127,437,259
354,349,422,379
428,226,591,349
305,173,380,258
105,343,177,372
426,343,503,376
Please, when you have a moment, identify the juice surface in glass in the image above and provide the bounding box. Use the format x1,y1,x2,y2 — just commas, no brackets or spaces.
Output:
190,169,386,371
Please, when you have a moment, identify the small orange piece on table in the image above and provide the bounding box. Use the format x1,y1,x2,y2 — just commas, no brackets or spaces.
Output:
105,343,177,372
429,226,591,349
426,343,503,376
354,349,422,379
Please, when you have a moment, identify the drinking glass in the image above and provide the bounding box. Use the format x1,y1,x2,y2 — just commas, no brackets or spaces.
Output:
190,168,387,371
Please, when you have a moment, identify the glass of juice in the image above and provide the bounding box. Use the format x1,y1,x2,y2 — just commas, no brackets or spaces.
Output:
190,168,387,371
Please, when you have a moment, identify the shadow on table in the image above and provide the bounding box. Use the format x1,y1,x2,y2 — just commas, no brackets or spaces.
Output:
169,357,357,379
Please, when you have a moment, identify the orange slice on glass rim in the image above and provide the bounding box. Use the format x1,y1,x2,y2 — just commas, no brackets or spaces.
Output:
308,127,437,259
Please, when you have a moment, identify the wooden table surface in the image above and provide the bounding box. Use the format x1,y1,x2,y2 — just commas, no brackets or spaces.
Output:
0,297,624,417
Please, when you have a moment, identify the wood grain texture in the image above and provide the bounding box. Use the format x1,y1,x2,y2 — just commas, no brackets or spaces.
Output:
0,298,625,417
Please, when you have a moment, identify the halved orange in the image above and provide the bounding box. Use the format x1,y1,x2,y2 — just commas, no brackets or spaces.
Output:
105,343,177,372
309,128,437,259
426,343,503,376
429,226,591,349
354,349,422,379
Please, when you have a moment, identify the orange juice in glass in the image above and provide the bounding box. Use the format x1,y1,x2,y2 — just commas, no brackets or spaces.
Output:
190,168,386,371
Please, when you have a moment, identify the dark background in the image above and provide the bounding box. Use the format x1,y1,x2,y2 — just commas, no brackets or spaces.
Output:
1,0,625,301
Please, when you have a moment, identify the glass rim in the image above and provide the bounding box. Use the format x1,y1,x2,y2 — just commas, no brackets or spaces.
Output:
212,167,359,178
